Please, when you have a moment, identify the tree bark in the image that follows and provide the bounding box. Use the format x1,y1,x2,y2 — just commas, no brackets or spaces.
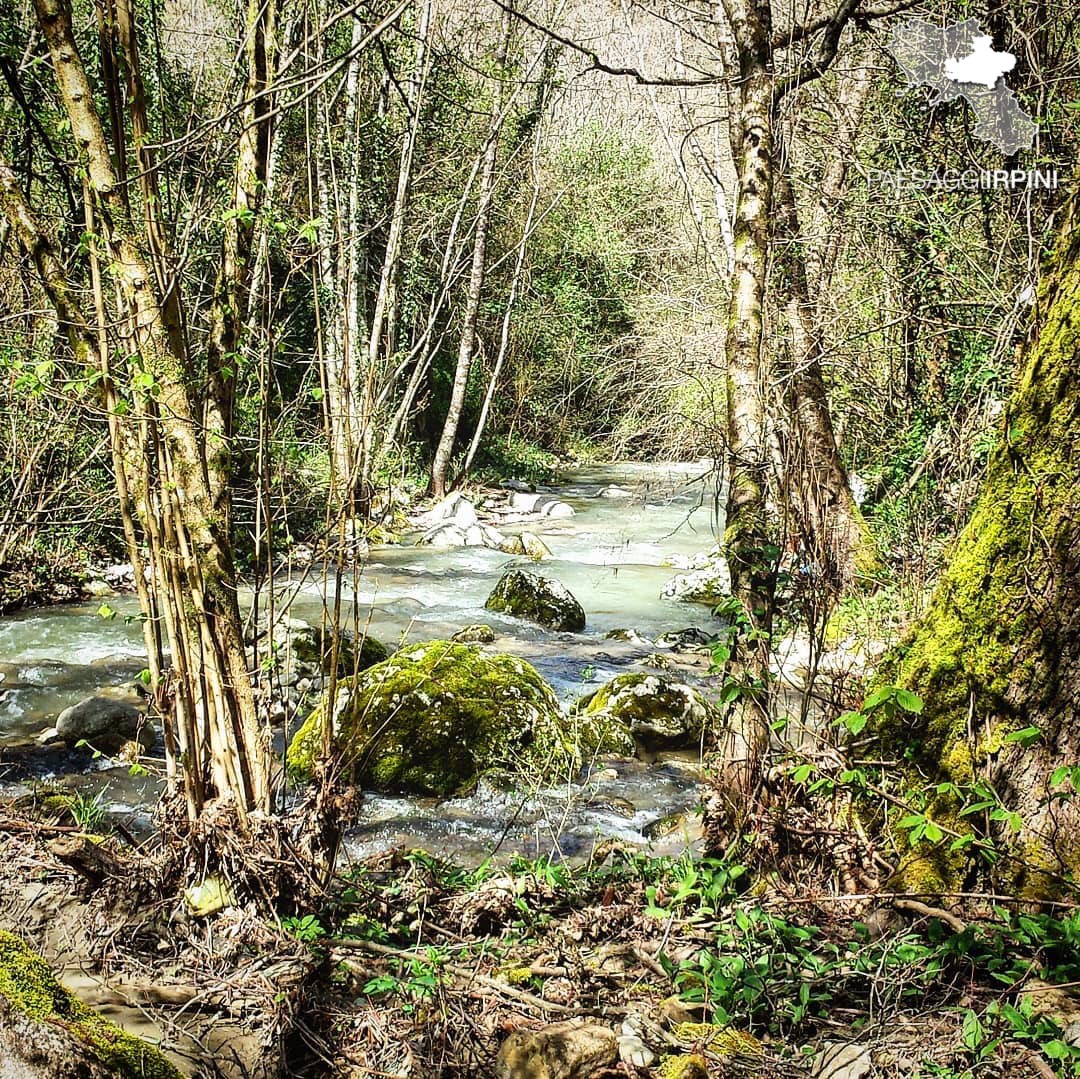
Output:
706,0,775,830
19,0,270,816
773,167,877,587
428,8,512,498
885,188,1080,901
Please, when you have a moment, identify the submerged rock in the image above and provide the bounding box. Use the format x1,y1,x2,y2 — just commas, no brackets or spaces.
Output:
495,1020,617,1079
574,673,712,755
0,929,181,1078
286,640,563,795
484,570,586,632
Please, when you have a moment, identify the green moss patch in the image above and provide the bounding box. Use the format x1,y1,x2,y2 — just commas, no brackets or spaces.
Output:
0,929,181,1078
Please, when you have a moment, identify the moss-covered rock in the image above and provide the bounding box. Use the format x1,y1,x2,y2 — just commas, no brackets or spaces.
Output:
451,624,496,644
286,640,563,795
574,673,712,755
0,929,181,1078
288,621,389,676
484,570,586,631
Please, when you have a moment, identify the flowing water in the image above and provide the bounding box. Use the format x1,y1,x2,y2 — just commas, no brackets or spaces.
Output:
0,461,724,864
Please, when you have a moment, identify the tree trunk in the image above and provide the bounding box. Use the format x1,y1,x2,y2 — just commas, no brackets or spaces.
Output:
205,0,279,514
18,0,270,817
428,8,511,498
885,188,1080,901
707,0,775,830
773,167,878,587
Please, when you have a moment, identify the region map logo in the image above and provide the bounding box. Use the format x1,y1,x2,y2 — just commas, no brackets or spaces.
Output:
886,17,1036,155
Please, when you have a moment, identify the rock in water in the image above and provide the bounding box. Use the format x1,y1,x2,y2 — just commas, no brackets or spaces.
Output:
0,929,181,1078
660,547,731,605
540,500,575,519
574,673,712,755
414,491,478,528
286,640,562,795
495,1020,617,1079
54,697,146,753
484,570,586,631
451,624,496,643
520,532,552,560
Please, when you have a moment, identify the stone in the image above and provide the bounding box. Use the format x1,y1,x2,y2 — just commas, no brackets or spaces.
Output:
485,570,586,632
422,522,468,547
598,485,633,499
508,492,542,513
661,551,731,605
617,1031,655,1068
521,532,552,560
655,628,714,650
495,1020,617,1079
812,1042,873,1079
54,697,145,753
283,619,389,678
82,579,112,598
0,929,181,1078
499,535,527,555
574,673,712,755
604,628,654,645
415,492,478,528
286,640,563,795
540,500,575,519
1025,979,1080,1027
451,624,496,644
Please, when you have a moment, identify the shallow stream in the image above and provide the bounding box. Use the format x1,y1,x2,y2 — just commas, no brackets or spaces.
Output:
0,461,724,865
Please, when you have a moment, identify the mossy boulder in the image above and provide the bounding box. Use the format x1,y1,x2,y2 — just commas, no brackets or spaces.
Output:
484,570,586,631
0,928,181,1078
575,673,712,755
287,620,389,676
286,640,563,795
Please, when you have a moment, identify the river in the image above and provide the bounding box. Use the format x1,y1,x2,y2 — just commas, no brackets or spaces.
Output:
0,461,724,865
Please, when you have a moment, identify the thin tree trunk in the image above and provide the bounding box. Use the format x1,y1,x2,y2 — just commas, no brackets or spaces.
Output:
205,0,280,514
774,166,877,586
428,8,512,498
21,0,270,817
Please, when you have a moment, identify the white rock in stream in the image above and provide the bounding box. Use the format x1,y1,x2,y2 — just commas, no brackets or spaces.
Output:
541,499,575,519
414,492,478,529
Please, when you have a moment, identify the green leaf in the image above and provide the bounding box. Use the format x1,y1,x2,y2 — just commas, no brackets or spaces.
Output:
1004,725,1042,747
894,688,924,714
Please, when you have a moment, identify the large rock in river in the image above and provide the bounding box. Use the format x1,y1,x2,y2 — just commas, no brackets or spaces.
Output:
53,696,146,753
485,570,586,631
0,929,181,1078
574,673,712,755
286,640,563,795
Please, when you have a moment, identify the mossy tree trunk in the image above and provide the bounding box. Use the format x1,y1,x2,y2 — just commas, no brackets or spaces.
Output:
885,190,1080,900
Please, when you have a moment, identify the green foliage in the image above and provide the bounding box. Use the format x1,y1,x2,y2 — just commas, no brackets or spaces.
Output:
281,913,326,943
